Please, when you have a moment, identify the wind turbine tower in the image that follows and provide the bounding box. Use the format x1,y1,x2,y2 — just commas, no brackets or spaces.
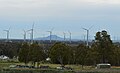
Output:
27,22,34,43
82,25,94,46
82,28,89,46
4,28,10,42
31,23,34,43
47,31,52,43
68,31,71,43
63,32,66,41
47,28,54,43
23,30,26,42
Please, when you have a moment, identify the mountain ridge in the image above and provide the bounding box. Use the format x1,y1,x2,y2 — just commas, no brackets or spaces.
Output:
35,35,80,41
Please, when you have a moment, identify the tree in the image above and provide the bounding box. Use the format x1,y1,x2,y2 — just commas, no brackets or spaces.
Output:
49,42,71,66
94,30,114,63
112,45,120,66
18,43,29,64
86,43,100,65
0,42,21,59
29,42,46,67
74,44,87,68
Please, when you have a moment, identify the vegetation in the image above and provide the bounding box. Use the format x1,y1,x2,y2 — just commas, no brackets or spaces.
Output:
48,30,120,66
18,43,29,64
0,30,120,69
0,42,21,58
94,30,114,63
49,42,72,66
18,42,46,67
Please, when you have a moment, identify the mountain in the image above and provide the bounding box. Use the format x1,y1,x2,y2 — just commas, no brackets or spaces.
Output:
35,35,82,41
35,35,64,41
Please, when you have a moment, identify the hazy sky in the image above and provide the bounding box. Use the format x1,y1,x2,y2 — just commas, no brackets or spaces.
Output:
0,0,120,40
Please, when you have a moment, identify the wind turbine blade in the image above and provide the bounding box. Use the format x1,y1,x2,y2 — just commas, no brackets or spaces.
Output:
8,27,10,31
51,27,54,31
68,31,70,33
68,31,71,34
3,30,7,31
23,29,25,32
82,28,87,31
27,29,32,32
32,22,34,29
47,31,51,32
89,25,94,30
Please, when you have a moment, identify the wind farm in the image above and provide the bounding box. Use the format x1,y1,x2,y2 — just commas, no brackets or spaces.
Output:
0,25,93,45
1,0,120,73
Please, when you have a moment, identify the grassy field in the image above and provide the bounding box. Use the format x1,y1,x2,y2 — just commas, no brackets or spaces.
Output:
0,62,93,71
1,61,120,73
0,61,94,73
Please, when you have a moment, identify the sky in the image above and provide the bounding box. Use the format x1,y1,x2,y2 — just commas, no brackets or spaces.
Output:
0,0,120,40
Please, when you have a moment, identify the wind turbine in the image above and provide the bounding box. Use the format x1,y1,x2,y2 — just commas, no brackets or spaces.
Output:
83,34,86,44
68,31,72,43
31,23,34,43
63,32,66,41
55,34,58,42
27,22,34,43
47,28,54,43
23,30,26,42
82,25,94,46
4,28,10,42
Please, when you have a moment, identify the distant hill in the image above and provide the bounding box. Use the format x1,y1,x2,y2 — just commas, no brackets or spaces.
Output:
35,35,64,41
35,35,82,41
